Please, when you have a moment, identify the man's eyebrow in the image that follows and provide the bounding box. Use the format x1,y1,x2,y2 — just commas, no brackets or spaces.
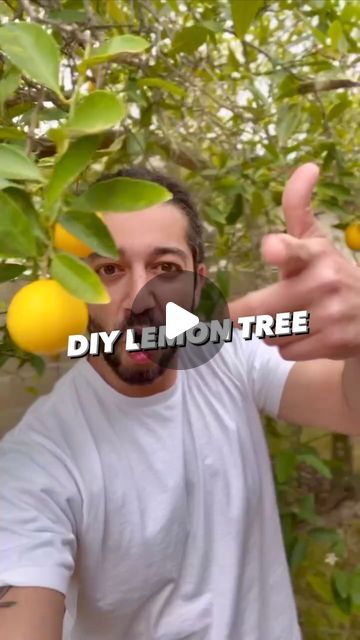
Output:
149,246,188,261
87,246,188,261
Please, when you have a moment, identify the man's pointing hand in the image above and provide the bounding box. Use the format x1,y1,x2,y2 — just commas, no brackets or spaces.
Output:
229,163,360,360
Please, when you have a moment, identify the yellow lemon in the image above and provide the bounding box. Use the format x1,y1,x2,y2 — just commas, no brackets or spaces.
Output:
6,279,89,355
53,213,105,258
345,222,360,251
54,224,93,258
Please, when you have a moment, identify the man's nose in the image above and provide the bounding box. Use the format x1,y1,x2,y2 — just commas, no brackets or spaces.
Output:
124,271,156,314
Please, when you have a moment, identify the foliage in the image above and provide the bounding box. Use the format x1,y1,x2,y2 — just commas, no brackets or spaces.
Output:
266,415,360,636
0,1,359,637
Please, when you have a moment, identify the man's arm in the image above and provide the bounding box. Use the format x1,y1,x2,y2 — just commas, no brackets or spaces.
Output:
0,431,80,640
229,163,360,435
278,359,359,435
342,356,360,414
0,585,65,640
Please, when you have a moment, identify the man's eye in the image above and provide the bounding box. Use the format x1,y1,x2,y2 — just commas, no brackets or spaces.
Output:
157,263,181,273
96,264,123,277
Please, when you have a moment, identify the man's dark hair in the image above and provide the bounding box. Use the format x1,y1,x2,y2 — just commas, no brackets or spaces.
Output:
99,167,205,265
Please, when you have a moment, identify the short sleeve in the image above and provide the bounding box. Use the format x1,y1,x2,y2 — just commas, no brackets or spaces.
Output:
237,331,296,417
0,427,81,595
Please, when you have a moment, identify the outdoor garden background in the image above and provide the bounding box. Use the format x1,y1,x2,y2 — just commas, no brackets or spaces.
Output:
0,1,359,638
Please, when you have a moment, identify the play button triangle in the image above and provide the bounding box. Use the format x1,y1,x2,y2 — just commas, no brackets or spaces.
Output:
165,302,199,340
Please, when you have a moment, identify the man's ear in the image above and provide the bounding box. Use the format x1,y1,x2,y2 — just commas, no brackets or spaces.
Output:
198,263,207,278
193,263,207,307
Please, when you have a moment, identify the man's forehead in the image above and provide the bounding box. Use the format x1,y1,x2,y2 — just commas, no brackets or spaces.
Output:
89,204,191,260
102,202,185,227
94,204,190,256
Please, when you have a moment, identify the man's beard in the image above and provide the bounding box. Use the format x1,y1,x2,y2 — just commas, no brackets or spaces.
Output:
87,315,177,386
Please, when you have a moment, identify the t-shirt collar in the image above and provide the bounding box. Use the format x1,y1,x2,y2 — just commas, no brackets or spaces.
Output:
76,358,181,409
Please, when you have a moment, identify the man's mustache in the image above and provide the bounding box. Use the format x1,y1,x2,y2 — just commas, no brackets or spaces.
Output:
119,311,165,333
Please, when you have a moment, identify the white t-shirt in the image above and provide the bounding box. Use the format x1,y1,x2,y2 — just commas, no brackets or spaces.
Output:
0,330,302,640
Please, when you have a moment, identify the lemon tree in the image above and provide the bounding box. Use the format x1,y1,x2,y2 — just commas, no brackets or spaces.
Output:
1,1,358,365
0,22,171,360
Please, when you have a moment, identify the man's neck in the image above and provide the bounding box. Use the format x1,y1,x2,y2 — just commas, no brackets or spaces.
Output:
87,355,178,398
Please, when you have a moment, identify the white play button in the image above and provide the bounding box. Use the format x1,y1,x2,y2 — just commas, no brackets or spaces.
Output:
165,302,199,340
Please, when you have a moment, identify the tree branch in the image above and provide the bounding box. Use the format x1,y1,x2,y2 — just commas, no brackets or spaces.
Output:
26,87,44,154
298,79,360,95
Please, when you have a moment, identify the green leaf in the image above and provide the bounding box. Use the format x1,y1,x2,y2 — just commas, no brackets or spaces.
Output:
45,136,99,206
290,536,308,570
106,0,127,22
0,354,10,367
251,190,265,216
38,107,68,122
276,73,301,99
4,187,48,246
85,35,150,67
7,101,32,119
58,211,118,259
277,104,302,146
310,24,327,45
317,182,351,201
350,572,360,606
204,205,227,224
0,262,27,283
0,191,37,258
230,0,264,39
307,574,332,602
137,77,186,97
48,9,87,22
332,222,349,231
171,25,210,54
226,193,244,224
73,177,172,212
310,527,342,546
0,67,20,112
25,385,39,396
0,127,27,140
274,450,297,483
328,19,348,52
331,583,352,616
66,91,126,136
317,198,348,216
50,252,110,304
47,126,69,152
29,354,45,376
202,20,221,33
298,453,332,479
0,145,43,181
341,1,360,22
328,100,350,121
216,270,230,298
0,0,13,18
0,178,17,189
0,22,61,96
332,569,351,600
297,494,322,525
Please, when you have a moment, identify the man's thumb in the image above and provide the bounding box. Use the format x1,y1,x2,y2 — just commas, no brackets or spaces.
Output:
261,233,312,279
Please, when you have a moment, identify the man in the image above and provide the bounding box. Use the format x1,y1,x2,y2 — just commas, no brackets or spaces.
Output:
0,163,359,640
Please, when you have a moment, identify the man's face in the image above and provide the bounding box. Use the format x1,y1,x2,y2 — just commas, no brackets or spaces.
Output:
86,203,205,385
